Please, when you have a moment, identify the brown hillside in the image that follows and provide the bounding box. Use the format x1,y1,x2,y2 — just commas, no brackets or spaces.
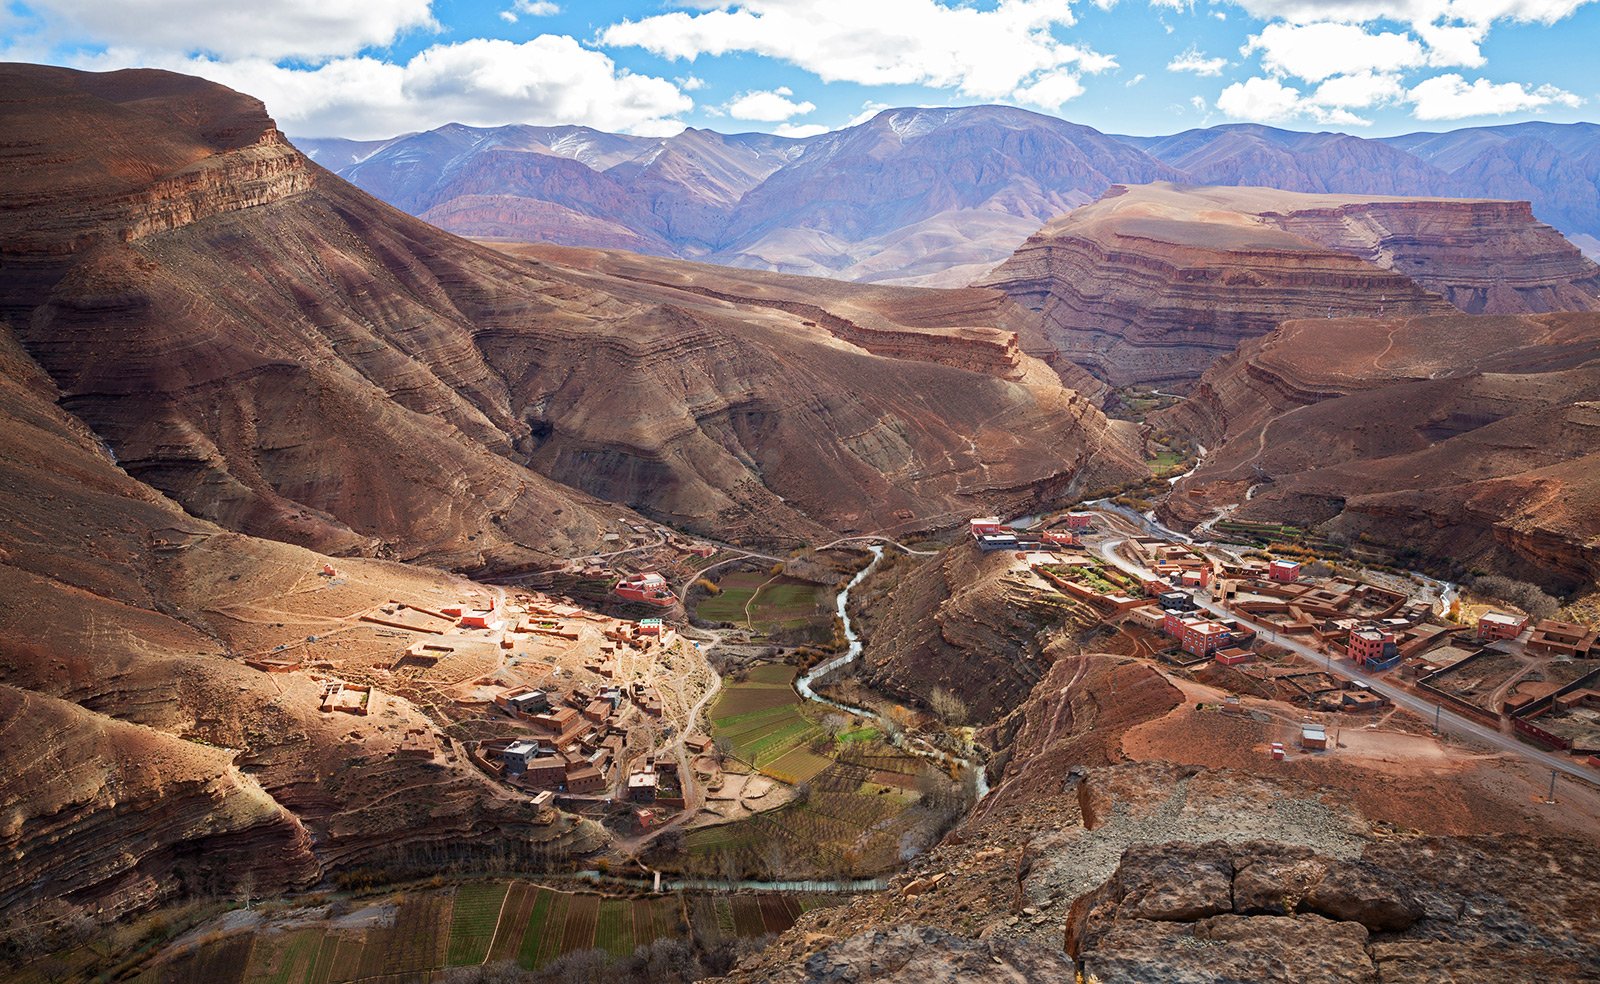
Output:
1159,311,1600,590
1,64,1138,569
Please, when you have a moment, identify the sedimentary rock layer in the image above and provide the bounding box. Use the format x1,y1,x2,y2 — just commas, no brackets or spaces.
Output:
978,182,1600,387
1159,311,1600,590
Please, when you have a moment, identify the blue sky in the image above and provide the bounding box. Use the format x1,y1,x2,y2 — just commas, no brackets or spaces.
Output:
3,1,1598,139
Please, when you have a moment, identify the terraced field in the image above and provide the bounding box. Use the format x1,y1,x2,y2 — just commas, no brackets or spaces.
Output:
709,665,826,770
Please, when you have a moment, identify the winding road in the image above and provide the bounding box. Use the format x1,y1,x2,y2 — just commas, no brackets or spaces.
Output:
1088,514,1597,786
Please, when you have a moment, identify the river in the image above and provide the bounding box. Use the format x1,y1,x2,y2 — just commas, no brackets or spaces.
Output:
797,545,990,799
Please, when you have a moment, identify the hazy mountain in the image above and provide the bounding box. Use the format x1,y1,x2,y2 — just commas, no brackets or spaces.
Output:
296,108,1600,285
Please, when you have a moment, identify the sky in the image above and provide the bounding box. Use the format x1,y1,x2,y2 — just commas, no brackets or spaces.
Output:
3,0,1598,140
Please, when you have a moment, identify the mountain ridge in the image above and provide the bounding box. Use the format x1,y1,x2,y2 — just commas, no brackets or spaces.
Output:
295,105,1600,285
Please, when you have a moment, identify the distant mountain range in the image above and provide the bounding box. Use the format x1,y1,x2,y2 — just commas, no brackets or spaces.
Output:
295,107,1600,286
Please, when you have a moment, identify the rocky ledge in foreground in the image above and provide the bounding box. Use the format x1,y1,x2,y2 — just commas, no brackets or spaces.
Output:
1069,837,1600,983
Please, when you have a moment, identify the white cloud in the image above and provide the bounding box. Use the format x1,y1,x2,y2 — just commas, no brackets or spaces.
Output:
1221,0,1595,24
1012,68,1087,109
499,0,558,20
102,35,693,139
726,86,815,121
773,122,829,137
1190,94,1208,110
1243,22,1426,82
1126,72,1146,86
1310,70,1405,107
678,75,708,91
22,0,435,61
1167,45,1227,75
597,0,1115,102
1215,74,1305,121
1416,21,1488,65
1407,72,1581,118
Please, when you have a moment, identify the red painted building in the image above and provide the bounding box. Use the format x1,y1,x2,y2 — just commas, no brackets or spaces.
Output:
969,517,1004,537
1182,620,1229,657
1347,626,1396,666
1163,610,1189,637
1065,512,1095,529
1268,560,1301,583
1478,611,1527,641
614,572,675,607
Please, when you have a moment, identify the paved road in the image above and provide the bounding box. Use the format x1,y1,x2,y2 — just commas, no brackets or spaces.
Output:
1088,518,1596,787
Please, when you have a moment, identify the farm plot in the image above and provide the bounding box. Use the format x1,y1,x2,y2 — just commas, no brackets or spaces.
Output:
687,893,826,942
745,578,831,631
696,573,831,637
445,882,508,966
486,883,541,963
710,665,825,770
694,572,767,624
357,894,447,977
139,934,254,984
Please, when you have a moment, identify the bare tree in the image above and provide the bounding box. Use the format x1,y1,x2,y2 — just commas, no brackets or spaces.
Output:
928,688,968,725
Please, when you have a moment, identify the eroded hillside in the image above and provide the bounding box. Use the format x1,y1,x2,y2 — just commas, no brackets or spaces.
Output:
1,66,1140,571
1159,311,1600,590
978,182,1600,387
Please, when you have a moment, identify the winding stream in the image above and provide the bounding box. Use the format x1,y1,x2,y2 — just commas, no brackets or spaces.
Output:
797,545,991,799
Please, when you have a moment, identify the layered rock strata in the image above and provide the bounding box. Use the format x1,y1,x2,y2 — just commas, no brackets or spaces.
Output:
978,182,1600,386
1159,311,1600,590
2,65,1140,569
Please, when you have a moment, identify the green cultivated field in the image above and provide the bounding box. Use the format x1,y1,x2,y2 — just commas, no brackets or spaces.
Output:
112,882,819,983
709,665,825,770
445,882,508,965
695,572,831,637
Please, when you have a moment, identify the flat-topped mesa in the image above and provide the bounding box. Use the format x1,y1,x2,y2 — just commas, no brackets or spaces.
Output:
978,182,1600,388
0,66,313,262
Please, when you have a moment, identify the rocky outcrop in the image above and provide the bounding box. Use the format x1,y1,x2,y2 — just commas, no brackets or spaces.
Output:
728,925,1077,983
1066,838,1600,983
0,685,319,923
1159,311,1600,590
1266,198,1600,314
978,182,1599,386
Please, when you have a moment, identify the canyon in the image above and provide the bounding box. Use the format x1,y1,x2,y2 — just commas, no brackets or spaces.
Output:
6,60,1600,984
1,65,1141,578
1158,311,1600,592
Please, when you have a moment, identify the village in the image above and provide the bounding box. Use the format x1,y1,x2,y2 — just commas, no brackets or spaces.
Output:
965,507,1600,774
230,496,1600,873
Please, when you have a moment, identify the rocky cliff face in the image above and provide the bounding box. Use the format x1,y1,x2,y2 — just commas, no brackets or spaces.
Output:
978,183,1600,387
1266,198,1600,314
1159,312,1600,590
2,65,1138,570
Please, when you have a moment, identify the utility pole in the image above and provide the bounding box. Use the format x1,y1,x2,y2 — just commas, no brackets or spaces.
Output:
1433,704,1441,735
1547,769,1558,805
